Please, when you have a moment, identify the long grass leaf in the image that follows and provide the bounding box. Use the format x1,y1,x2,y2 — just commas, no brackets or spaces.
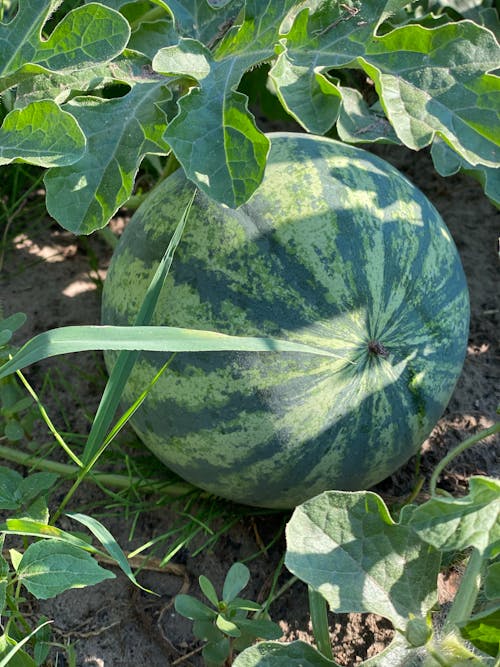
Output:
0,325,346,381
66,512,154,594
82,188,197,464
0,620,53,667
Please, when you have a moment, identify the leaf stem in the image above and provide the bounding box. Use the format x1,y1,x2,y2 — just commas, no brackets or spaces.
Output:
443,547,484,633
430,421,500,496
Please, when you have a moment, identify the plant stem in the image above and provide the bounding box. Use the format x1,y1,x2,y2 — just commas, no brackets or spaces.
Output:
430,421,500,496
0,443,196,495
443,547,484,633
308,586,335,662
98,226,119,250
15,368,84,468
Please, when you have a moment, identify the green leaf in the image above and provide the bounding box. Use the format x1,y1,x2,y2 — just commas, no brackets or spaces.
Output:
0,100,86,167
222,563,250,602
81,188,196,466
359,20,500,168
159,0,244,42
407,476,500,556
129,18,178,60
4,421,24,441
44,80,171,233
19,472,58,506
0,1,130,91
0,331,11,347
175,593,216,621
232,640,339,667
431,137,500,208
485,561,500,600
0,313,26,336
216,613,241,637
285,490,440,629
3,518,103,555
0,466,22,509
203,636,231,666
235,617,283,640
66,512,152,592
336,86,401,145
9,549,23,572
0,324,344,381
227,597,261,612
278,2,500,168
17,496,50,524
199,574,220,607
153,1,297,207
193,618,222,642
17,539,115,599
0,633,36,667
0,469,57,511
460,608,500,658
269,42,342,134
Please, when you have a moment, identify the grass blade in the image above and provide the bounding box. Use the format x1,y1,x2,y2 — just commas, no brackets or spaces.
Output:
82,187,196,464
0,325,345,381
67,512,154,594
0,620,53,667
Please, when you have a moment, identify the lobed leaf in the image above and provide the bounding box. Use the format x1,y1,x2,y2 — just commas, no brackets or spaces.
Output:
152,0,301,207
44,78,172,234
276,1,500,166
0,1,130,91
407,476,500,556
232,640,339,666
285,490,440,629
360,20,500,168
0,100,86,167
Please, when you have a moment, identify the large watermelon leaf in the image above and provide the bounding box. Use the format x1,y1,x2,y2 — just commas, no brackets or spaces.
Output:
43,81,172,234
0,1,130,92
152,0,298,208
285,491,441,629
0,100,85,167
0,0,498,231
406,476,500,556
274,1,500,166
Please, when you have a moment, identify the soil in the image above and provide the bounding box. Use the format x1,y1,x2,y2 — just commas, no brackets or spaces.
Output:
1,144,499,667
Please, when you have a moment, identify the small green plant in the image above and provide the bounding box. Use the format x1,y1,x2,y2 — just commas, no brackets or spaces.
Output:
175,562,282,666
0,464,153,666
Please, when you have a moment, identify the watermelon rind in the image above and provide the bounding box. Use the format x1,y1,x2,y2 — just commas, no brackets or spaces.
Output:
102,132,469,508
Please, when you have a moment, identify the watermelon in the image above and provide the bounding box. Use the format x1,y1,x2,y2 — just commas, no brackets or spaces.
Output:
101,132,469,509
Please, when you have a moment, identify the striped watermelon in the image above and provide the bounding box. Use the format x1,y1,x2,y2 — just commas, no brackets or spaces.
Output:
101,133,469,508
